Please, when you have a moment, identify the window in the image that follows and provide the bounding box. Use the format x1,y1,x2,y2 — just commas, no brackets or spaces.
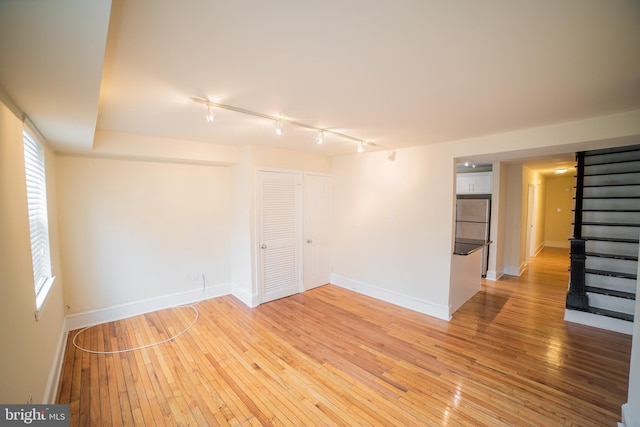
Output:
23,129,54,319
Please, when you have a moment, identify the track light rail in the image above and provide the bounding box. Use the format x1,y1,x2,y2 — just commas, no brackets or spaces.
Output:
191,97,379,149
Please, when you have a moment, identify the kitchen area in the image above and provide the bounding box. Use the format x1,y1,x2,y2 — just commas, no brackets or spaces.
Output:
450,165,493,315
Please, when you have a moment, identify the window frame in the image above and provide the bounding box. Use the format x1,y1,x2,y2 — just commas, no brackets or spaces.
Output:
23,127,55,320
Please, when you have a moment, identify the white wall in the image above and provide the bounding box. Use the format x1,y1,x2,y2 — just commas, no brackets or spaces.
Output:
249,145,332,173
524,166,546,258
0,95,66,403
544,175,575,248
55,155,232,313
93,130,242,165
230,147,254,305
504,165,525,275
332,145,455,316
486,162,508,280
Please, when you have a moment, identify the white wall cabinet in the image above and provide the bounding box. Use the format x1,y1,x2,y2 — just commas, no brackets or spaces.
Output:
456,172,492,194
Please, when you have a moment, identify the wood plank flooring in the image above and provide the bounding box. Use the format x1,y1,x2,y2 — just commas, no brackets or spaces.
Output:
57,248,632,426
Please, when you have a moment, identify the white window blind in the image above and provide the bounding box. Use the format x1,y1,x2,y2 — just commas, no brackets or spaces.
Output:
23,129,53,312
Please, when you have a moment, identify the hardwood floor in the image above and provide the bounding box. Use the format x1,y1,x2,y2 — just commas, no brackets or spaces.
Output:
57,248,632,426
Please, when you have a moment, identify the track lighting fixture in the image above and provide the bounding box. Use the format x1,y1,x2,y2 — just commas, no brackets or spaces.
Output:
191,97,381,152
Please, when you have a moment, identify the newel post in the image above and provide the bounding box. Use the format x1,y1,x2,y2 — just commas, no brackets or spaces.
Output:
566,152,588,310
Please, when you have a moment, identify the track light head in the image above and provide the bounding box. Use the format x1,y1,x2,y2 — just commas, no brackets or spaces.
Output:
206,105,215,123
357,141,364,153
275,120,283,135
316,130,324,144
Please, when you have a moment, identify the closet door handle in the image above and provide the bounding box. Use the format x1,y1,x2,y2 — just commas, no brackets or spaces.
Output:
307,239,313,243
260,244,267,249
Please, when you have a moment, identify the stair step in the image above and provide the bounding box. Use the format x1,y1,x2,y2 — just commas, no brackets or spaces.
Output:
580,209,640,212
584,158,640,167
584,171,640,177
586,253,639,275
583,172,640,187
565,308,634,334
584,161,640,176
585,268,637,280
584,144,640,156
582,168,638,177
585,286,636,300
584,145,640,162
583,307,634,322
583,236,640,244
581,196,640,199
583,185,640,198
583,183,640,188
582,211,640,224
580,224,640,240
585,273,637,294
580,221,640,227
586,251,638,261
582,198,640,211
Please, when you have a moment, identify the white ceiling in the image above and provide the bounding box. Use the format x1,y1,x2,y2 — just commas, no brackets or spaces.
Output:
1,0,639,159
0,0,111,151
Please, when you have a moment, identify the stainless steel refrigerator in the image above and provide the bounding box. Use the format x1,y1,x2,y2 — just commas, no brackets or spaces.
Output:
455,195,491,277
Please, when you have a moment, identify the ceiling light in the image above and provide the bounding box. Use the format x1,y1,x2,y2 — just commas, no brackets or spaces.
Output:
206,105,215,122
275,120,283,136
357,141,364,153
554,168,568,174
464,162,469,167
316,130,324,144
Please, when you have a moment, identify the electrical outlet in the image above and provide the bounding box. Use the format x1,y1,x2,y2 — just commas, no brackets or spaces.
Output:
65,304,71,313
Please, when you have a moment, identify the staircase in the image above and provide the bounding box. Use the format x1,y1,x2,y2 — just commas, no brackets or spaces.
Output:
565,145,639,334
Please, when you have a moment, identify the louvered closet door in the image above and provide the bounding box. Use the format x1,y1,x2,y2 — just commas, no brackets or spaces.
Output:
257,170,302,303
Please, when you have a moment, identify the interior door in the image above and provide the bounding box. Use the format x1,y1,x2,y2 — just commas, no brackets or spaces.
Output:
256,169,302,303
303,173,332,290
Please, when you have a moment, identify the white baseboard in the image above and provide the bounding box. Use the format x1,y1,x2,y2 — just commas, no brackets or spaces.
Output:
231,283,259,307
504,262,526,277
330,274,450,321
621,402,638,427
564,309,633,335
485,268,504,281
545,240,570,249
65,283,231,331
533,243,545,257
43,325,69,404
